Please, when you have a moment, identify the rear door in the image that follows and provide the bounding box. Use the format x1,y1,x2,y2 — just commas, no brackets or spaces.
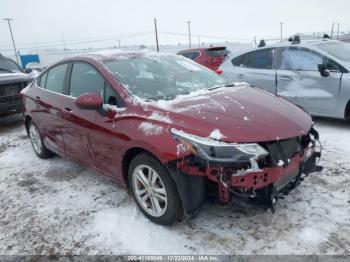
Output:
222,48,277,93
276,46,342,115
33,63,68,154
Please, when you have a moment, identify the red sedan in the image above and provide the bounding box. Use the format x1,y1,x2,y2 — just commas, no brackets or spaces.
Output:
177,46,230,70
21,51,322,225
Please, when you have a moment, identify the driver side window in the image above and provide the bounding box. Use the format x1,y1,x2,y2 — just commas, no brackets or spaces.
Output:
69,62,104,98
280,47,322,71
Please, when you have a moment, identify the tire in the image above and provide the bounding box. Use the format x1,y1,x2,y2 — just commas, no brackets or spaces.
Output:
28,120,53,159
129,152,183,225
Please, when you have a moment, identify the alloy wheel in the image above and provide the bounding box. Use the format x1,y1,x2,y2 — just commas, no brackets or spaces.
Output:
29,123,42,155
132,164,168,217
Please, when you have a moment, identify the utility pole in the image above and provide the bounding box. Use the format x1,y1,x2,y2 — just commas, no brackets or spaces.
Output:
331,22,334,38
118,39,121,48
60,30,67,50
187,21,192,48
3,18,19,64
337,23,340,40
254,35,257,47
280,22,283,42
154,18,159,52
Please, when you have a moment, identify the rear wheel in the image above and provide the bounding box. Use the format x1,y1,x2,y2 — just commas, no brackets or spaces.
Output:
28,121,53,159
129,153,183,225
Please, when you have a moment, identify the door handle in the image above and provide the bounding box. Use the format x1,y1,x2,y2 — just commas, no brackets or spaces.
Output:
35,96,41,100
64,108,72,112
237,73,245,78
279,75,293,81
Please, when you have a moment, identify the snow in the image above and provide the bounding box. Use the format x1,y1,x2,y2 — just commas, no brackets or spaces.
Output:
277,160,285,166
209,129,225,140
138,122,163,136
0,115,350,255
149,111,172,124
134,83,248,112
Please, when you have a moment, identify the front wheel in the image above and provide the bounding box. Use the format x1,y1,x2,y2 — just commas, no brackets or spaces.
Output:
28,121,53,159
129,153,183,225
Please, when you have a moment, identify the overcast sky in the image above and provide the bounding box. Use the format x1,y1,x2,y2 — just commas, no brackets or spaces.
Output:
1,0,349,52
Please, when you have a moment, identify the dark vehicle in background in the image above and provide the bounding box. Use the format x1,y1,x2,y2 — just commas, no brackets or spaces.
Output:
0,54,34,117
177,46,230,70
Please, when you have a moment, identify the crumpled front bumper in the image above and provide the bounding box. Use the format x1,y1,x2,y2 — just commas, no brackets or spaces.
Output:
173,128,323,212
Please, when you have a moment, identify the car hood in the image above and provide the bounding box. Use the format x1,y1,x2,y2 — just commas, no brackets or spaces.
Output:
0,72,33,85
152,84,312,143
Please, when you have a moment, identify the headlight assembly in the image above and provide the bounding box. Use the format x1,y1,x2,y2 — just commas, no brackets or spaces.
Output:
170,128,268,163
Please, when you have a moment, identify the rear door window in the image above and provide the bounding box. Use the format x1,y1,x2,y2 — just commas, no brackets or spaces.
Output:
231,54,245,66
69,62,105,98
45,64,68,94
235,48,275,69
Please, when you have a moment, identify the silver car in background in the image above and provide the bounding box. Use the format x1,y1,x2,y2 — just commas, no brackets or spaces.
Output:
220,38,350,119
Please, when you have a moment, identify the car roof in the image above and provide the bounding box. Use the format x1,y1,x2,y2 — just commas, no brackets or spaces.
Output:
232,39,341,56
72,49,176,61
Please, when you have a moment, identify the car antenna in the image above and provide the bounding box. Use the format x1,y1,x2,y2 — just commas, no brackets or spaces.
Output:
292,35,301,44
258,39,266,47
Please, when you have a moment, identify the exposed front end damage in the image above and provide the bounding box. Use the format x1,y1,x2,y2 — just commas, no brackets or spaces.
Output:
168,127,322,214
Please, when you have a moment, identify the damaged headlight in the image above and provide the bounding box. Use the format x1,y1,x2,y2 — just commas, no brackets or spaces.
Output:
170,128,269,163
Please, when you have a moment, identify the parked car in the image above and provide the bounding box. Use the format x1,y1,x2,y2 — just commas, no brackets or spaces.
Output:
21,51,322,225
0,54,34,117
25,62,44,73
177,46,230,70
220,38,350,120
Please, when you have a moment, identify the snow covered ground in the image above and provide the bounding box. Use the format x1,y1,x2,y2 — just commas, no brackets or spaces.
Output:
0,115,349,255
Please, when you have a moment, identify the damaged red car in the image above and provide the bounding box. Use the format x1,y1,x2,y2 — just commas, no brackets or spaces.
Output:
21,51,322,225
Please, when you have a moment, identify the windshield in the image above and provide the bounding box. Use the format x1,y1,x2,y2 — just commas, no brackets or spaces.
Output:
317,42,350,62
103,55,228,101
0,59,22,73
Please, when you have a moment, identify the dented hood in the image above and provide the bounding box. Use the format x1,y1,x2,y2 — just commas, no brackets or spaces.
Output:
156,85,312,143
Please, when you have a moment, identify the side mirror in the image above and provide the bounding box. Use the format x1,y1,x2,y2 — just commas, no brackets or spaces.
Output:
75,93,103,110
317,64,330,77
24,68,33,74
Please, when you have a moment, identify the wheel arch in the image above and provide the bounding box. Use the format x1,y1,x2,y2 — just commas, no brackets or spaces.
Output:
345,100,350,119
24,115,33,134
122,147,160,188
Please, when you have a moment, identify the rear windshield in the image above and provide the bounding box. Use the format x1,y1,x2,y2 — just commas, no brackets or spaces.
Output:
103,55,228,101
317,42,350,62
207,48,230,57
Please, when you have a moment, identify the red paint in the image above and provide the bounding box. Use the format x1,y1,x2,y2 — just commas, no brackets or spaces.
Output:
21,52,314,192
75,93,103,110
178,47,229,70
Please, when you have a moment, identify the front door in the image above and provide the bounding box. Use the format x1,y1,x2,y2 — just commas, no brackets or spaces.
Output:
276,46,341,116
61,62,105,166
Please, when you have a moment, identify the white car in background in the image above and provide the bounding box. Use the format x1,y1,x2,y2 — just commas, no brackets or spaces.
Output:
220,37,350,120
